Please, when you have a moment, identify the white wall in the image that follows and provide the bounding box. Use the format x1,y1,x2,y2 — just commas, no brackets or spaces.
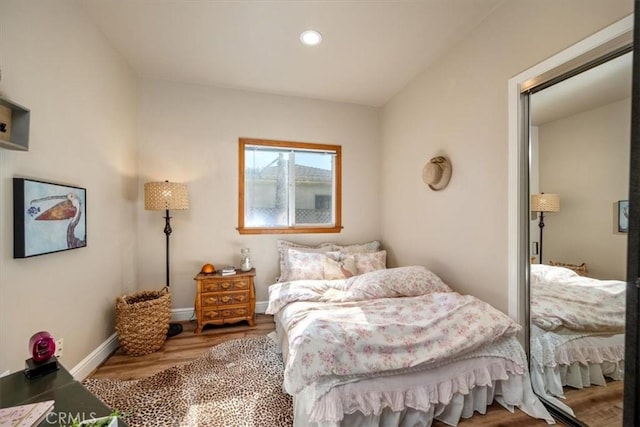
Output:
137,80,381,307
0,1,138,373
538,98,630,280
380,0,632,312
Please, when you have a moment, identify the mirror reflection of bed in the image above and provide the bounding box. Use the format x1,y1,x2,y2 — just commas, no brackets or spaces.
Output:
529,263,625,419
528,51,631,424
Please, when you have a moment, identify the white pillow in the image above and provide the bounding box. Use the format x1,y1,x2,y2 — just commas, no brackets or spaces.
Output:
353,250,387,274
277,240,335,281
323,254,357,280
276,240,383,281
286,249,341,281
334,240,381,254
531,263,579,286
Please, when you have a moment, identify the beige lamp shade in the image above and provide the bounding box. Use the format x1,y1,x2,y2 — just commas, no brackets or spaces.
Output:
531,193,560,213
144,181,189,211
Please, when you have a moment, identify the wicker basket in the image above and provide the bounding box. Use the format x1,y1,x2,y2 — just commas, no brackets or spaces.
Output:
115,287,171,356
549,260,589,277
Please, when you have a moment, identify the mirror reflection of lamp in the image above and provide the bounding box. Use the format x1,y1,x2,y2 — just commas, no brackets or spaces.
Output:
531,193,560,264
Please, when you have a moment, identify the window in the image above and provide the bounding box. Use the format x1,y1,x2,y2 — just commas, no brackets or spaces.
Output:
238,138,342,234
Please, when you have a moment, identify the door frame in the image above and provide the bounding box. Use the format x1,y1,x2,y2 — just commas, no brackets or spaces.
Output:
624,6,640,425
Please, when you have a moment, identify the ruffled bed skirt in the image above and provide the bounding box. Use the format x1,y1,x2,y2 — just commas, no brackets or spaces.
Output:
294,357,554,427
530,333,625,416
530,359,624,416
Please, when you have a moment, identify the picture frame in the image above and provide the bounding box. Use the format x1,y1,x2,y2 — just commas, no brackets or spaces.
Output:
13,178,87,258
618,199,629,233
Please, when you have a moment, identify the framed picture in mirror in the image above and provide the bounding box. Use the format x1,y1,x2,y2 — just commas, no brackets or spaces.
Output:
618,200,629,233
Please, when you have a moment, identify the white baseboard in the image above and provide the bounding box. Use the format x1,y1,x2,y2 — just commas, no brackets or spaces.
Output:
71,301,270,380
255,300,268,313
70,332,119,380
172,307,196,322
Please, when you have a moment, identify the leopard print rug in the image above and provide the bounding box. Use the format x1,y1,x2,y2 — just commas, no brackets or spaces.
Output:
83,336,293,427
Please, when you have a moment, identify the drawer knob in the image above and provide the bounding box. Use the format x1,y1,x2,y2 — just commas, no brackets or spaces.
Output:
221,296,231,303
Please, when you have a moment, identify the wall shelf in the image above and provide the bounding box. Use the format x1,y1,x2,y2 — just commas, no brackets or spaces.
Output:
0,97,30,151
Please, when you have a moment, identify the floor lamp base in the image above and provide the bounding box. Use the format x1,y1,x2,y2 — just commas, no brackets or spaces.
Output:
167,322,183,338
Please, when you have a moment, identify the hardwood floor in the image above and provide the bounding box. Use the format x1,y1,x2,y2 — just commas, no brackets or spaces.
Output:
562,380,623,427
90,314,275,380
90,315,621,426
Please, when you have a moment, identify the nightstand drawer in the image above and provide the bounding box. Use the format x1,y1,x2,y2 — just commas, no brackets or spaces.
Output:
231,280,250,290
201,291,250,307
202,278,250,292
201,294,219,307
218,291,250,305
202,306,249,320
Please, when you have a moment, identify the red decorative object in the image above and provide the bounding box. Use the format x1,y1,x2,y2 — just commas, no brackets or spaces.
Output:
29,331,55,363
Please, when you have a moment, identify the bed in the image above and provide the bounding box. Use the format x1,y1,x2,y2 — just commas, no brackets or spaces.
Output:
529,264,626,416
265,240,554,426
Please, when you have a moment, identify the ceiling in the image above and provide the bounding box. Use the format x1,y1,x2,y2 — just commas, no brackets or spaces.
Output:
78,0,503,107
531,51,632,126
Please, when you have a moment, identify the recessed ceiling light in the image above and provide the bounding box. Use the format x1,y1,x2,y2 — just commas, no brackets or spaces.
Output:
300,30,322,46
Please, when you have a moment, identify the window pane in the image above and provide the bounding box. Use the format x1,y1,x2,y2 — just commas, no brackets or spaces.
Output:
239,138,342,234
294,151,334,225
244,149,290,227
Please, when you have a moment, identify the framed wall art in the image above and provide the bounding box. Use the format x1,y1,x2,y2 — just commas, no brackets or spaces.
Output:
13,178,87,258
618,199,629,233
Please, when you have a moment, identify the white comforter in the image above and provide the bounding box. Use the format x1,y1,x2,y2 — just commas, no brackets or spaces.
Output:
266,266,522,396
530,264,626,332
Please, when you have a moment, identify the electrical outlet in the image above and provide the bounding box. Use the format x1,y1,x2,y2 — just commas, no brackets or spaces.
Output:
55,338,64,358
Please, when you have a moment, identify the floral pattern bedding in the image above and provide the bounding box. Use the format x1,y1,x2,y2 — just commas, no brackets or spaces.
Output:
530,264,626,332
266,266,522,395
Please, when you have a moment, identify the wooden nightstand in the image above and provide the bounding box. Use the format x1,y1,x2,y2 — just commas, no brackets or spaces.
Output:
194,268,256,333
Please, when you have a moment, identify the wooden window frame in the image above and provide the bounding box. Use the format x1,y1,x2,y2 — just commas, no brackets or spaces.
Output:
238,138,343,235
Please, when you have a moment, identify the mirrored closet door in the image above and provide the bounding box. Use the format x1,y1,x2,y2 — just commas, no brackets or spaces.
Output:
526,49,631,425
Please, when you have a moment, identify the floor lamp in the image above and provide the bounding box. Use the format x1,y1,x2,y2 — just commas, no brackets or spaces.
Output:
144,180,190,337
531,193,560,264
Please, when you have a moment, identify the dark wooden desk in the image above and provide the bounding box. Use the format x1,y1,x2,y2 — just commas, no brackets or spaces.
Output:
0,363,126,426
